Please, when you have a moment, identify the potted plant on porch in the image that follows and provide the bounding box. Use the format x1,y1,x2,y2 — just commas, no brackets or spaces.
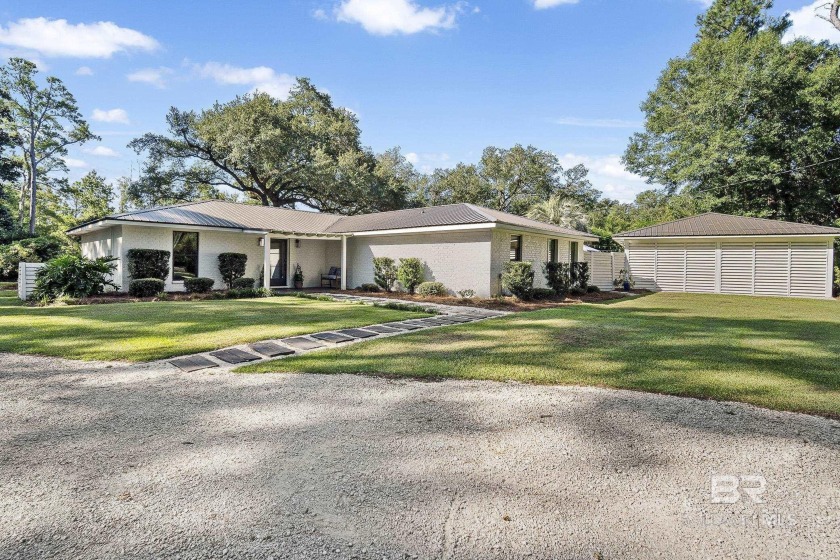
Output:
613,268,635,292
293,264,304,289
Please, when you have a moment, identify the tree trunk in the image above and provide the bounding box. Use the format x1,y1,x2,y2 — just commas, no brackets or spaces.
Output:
18,178,26,227
832,1,840,31
27,150,36,235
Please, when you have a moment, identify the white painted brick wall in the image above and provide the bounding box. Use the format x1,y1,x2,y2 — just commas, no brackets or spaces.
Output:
490,228,583,295
347,230,494,297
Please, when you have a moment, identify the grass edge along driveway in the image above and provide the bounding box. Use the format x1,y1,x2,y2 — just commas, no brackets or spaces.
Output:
239,292,840,418
0,290,427,362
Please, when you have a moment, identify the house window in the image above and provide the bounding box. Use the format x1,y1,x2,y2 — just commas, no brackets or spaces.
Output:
172,231,199,281
510,235,522,261
570,241,579,263
549,239,558,263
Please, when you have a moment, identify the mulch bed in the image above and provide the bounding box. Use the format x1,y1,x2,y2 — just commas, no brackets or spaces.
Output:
28,292,225,306
328,289,646,312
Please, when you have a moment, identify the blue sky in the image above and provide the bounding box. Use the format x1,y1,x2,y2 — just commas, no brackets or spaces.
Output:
1,0,837,203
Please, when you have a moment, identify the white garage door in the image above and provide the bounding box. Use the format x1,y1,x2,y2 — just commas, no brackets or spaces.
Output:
625,239,832,298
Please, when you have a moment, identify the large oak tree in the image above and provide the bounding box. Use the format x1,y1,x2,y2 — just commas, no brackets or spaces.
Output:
129,79,410,214
623,0,840,226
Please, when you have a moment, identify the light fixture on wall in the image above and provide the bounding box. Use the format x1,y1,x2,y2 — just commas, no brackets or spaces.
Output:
258,238,265,247
295,239,301,248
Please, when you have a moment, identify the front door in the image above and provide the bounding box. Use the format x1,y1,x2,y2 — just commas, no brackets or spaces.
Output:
270,239,288,287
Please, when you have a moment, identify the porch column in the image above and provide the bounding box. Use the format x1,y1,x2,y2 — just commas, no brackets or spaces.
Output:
340,235,347,291
263,234,271,289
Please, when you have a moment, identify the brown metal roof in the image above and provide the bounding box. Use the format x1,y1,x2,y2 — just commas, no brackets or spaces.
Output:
615,212,840,238
326,203,597,238
68,200,597,239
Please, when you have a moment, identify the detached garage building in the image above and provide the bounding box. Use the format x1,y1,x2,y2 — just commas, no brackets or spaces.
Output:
614,213,840,299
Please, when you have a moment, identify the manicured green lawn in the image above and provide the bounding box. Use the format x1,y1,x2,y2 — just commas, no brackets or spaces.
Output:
240,292,840,417
0,290,424,362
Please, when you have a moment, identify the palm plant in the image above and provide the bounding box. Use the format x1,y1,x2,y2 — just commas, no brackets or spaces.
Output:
526,196,589,231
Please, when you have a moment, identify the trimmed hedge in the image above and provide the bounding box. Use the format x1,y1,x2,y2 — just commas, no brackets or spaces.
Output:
501,261,534,300
232,277,255,289
397,258,424,294
359,283,380,292
127,249,170,280
532,287,556,300
417,281,447,296
218,253,247,288
184,277,215,293
129,278,165,297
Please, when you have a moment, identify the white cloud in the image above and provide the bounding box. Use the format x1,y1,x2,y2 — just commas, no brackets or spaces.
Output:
0,17,158,58
533,0,579,9
557,153,654,203
554,116,641,128
126,67,174,88
63,157,88,168
313,8,329,20
783,1,840,43
84,146,120,158
405,151,450,172
91,108,130,124
75,66,93,76
192,62,296,98
335,0,462,35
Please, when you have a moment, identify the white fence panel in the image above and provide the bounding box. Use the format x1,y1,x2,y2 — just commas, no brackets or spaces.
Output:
17,262,44,300
584,251,626,290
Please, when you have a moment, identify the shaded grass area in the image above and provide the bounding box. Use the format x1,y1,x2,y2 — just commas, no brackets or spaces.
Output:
0,290,424,362
240,293,840,417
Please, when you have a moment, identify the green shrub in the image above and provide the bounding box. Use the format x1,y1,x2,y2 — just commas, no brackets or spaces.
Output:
502,261,534,300
227,287,271,299
372,257,398,291
184,277,215,293
586,285,601,293
397,258,424,294
568,286,587,297
834,265,839,297
542,262,571,296
359,283,380,292
32,255,117,301
126,249,170,280
417,281,447,296
129,278,165,297
532,287,556,300
0,235,70,279
457,289,475,299
232,277,255,289
218,252,248,288
571,262,590,290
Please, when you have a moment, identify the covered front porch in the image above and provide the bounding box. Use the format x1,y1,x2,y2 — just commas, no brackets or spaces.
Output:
259,231,348,291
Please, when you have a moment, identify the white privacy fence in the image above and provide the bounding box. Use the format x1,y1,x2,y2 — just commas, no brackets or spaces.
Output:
583,251,626,291
17,262,44,300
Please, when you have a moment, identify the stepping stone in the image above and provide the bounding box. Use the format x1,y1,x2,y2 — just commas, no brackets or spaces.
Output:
282,337,325,350
210,348,262,364
169,355,218,372
442,316,475,323
364,325,402,334
336,328,378,339
311,332,355,344
386,322,425,330
249,341,295,357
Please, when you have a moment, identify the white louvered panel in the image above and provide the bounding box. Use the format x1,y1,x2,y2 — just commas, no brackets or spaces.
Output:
790,242,830,298
627,243,657,290
655,242,687,291
585,252,616,291
685,242,717,293
720,242,755,294
754,242,791,296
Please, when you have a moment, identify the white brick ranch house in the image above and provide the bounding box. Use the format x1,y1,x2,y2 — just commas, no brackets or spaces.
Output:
66,201,598,298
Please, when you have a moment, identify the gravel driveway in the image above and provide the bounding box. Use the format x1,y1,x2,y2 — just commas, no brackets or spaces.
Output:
2,352,840,559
